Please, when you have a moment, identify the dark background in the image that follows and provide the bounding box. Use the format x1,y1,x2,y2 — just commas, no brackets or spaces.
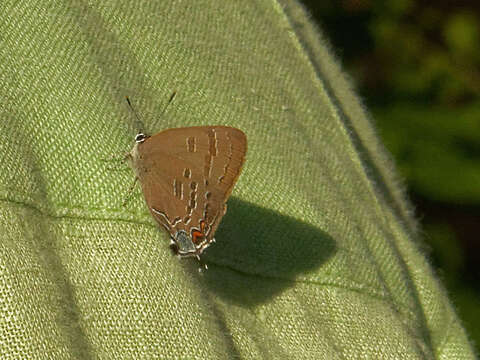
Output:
301,0,480,351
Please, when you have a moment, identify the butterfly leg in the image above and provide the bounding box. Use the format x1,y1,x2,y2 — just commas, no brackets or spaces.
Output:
101,152,131,171
122,176,138,206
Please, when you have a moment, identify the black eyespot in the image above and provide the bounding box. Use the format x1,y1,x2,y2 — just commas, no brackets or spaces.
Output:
135,133,147,143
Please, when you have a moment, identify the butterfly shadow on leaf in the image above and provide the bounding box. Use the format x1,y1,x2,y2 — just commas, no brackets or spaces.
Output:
199,197,337,307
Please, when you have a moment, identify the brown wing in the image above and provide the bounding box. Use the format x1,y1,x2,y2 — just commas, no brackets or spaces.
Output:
133,126,247,240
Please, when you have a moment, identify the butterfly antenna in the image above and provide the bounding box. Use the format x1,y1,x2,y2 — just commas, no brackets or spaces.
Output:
148,90,177,132
160,90,177,118
125,96,145,135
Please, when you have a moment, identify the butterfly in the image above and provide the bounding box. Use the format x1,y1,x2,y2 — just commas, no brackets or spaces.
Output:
126,96,247,259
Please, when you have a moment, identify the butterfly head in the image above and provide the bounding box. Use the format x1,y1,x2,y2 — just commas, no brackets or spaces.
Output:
135,133,148,143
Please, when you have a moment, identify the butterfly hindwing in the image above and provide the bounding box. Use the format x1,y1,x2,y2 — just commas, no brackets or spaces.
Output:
133,126,247,243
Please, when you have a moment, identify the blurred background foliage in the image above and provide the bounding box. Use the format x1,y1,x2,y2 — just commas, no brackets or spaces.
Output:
301,0,480,351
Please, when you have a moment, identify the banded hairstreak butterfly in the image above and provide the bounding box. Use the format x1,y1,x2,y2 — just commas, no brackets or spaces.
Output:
125,96,247,259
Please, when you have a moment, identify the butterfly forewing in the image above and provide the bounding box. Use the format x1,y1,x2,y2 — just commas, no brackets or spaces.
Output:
134,126,247,245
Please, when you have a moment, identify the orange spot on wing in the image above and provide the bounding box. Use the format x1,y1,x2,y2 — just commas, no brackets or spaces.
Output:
192,231,204,245
192,221,207,245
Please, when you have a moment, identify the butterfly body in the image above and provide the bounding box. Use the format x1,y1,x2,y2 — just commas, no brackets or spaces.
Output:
129,126,247,258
